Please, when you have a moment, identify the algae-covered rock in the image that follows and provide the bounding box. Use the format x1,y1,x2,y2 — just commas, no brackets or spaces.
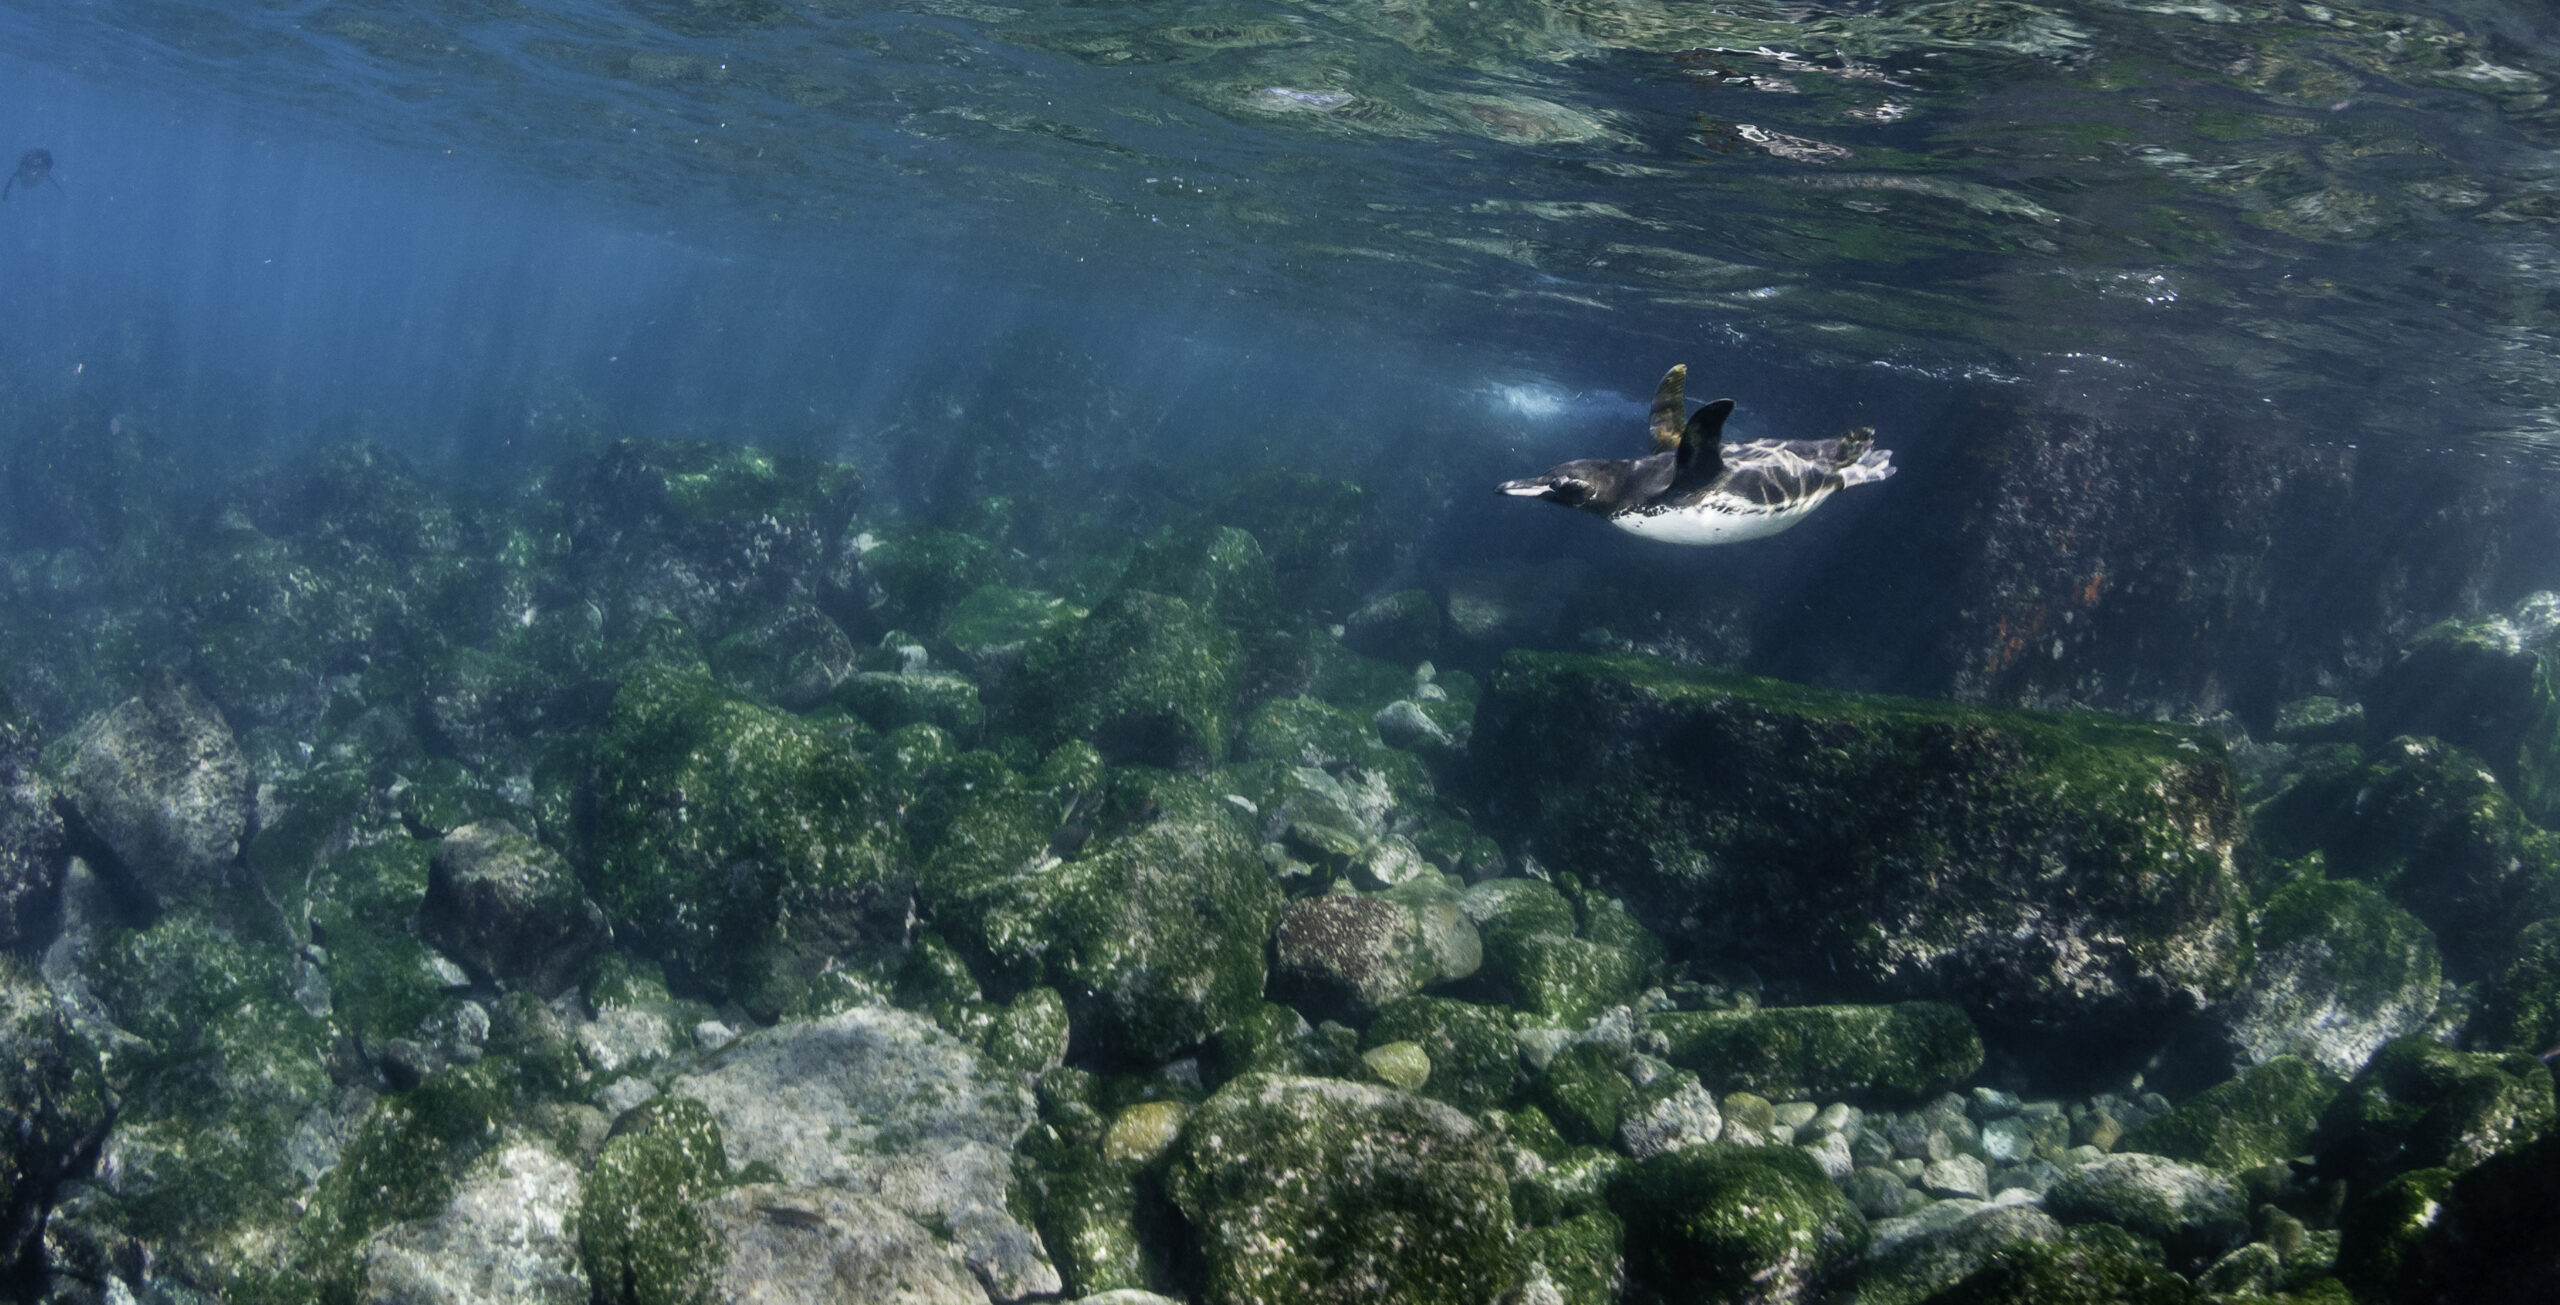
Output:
1167,1073,1516,1305
2382,1128,2560,1305
860,526,1001,633
2118,1056,2342,1172
577,1094,732,1305
1009,590,1239,771
1609,1143,1868,1305
1532,1042,1636,1147
0,958,109,1278
1462,876,1659,1025
1237,696,1375,769
709,603,858,711
2044,1152,2247,1270
56,674,249,908
1850,1205,2064,1305
562,438,864,640
941,584,1085,672
1514,1210,1624,1305
937,772,1280,1064
2217,878,2440,1077
1362,995,1519,1114
1646,1003,1983,1102
2312,1035,2556,1190
590,661,907,1012
667,1004,1056,1298
2361,591,2560,825
422,819,609,998
2261,735,2560,971
836,670,986,742
1475,653,2247,1037
2333,1164,2454,1302
2472,916,2560,1056
1926,1224,2202,1304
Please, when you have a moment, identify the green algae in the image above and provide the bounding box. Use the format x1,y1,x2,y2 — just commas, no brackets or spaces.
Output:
1475,651,2248,1034
1465,876,1658,1025
589,659,906,1012
1646,1002,1984,1101
1168,1073,1518,1305
1609,1143,1868,1305
1362,994,1520,1114
1531,1042,1633,1147
2473,916,2560,1055
2120,1056,2342,1172
2315,1036,2557,1190
1008,589,1239,771
575,1095,732,1305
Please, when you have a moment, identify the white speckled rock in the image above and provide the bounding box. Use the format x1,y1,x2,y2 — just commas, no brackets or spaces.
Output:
1618,1075,1722,1159
57,677,248,907
2046,1152,2247,1269
361,1140,586,1305
671,1005,1058,1300
1921,1154,1990,1199
1799,1130,1855,1182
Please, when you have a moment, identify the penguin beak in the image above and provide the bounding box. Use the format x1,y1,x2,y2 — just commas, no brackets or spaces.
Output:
1498,475,1588,507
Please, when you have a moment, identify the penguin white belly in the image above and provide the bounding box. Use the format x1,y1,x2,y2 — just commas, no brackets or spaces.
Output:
1608,492,1829,546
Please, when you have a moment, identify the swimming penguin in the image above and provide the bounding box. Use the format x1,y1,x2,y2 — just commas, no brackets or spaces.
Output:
3,149,59,201
1496,364,1894,545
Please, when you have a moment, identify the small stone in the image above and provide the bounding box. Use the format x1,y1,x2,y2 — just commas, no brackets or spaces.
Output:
1979,1116,2035,1164
1104,1101,1192,1167
1892,1157,1928,1181
1351,836,1433,891
1843,1165,1914,1219
1360,1041,1432,1092
1851,1131,1894,1167
1925,1129,1958,1163
596,1077,657,1117
693,1020,737,1053
1812,1103,1860,1141
1719,1092,1778,1146
1618,1075,1722,1159
2075,1110,2123,1152
425,952,473,991
1374,700,1455,753
1800,1131,1855,1182
1971,1087,2023,1119
1774,1100,1820,1129
1922,1154,1991,1199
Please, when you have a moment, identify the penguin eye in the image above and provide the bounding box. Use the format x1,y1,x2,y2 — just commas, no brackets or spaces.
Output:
1550,479,1590,504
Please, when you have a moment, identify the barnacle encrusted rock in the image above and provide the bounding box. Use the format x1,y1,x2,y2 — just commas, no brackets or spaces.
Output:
2214,878,2439,1077
1474,653,2248,1040
57,674,250,907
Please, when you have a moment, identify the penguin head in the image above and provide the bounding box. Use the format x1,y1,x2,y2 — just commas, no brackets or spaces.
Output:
1497,458,1626,512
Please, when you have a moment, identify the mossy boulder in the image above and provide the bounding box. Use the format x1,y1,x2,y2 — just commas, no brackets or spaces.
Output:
2334,1164,2454,1301
1474,653,2248,1039
2217,878,2440,1077
2469,916,2560,1056
1609,1142,1868,1305
2119,1056,2342,1172
1167,1073,1517,1305
2257,735,2560,972
835,670,985,742
356,1135,588,1305
2380,1128,2560,1305
1646,1003,1984,1102
940,584,1084,678
1206,470,1372,619
576,1094,732,1305
1926,1224,2202,1305
1238,696,1377,769
707,603,857,710
1362,995,1520,1115
933,772,1280,1063
590,661,907,1014
2312,1035,2556,1191
1008,590,1239,771
561,438,864,640
1461,877,1659,1025
2044,1152,2248,1271
1851,1205,2064,1305
2360,592,2560,826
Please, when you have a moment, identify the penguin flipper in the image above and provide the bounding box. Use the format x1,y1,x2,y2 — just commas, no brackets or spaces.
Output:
1648,364,1688,451
1671,398,1735,490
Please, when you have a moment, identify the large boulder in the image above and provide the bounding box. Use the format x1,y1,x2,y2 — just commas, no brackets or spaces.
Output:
697,1184,987,1305
1645,1003,1984,1102
1006,590,1239,771
2361,591,2560,825
2043,1153,2248,1272
1166,1074,1517,1305
2118,1056,2342,1172
667,1004,1057,1300
2472,916,2560,1056
928,771,1281,1065
2214,878,2440,1077
2312,1035,2555,1191
56,675,249,907
2257,735,2560,972
1475,654,2248,1040
358,1138,588,1305
1608,1143,1868,1305
589,662,908,1015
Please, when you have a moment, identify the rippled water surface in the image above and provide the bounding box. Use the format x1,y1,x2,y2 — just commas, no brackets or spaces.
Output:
11,1,2560,452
